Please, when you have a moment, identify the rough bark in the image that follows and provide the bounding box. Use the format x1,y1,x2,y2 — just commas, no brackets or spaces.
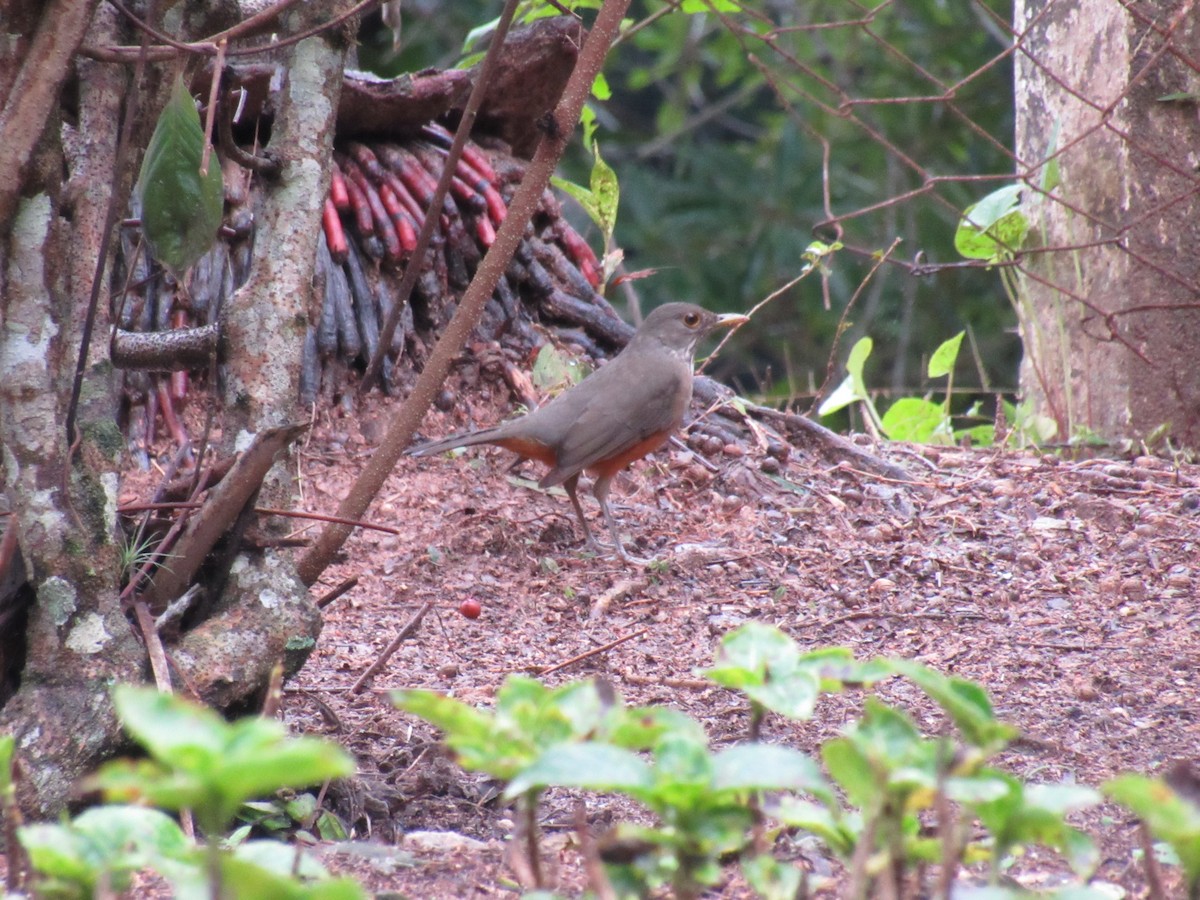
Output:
0,4,144,819
1013,0,1200,446
0,1,348,819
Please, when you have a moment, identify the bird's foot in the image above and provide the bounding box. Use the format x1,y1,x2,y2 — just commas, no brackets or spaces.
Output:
582,535,656,566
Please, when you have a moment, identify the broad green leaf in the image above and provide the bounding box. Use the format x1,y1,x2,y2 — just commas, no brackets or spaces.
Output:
742,854,804,900
20,806,191,895
928,331,965,378
531,343,587,392
136,75,224,274
769,796,859,858
712,744,828,796
817,372,862,416
702,624,847,720
551,141,620,246
392,689,494,744
112,684,227,758
845,336,874,395
681,0,740,11
881,397,944,443
1104,775,1200,887
588,141,620,243
0,735,13,795
101,687,353,833
955,184,1028,262
591,71,612,100
505,743,652,798
704,621,800,689
1040,119,1062,193
821,737,876,808
607,705,706,750
955,423,996,446
172,851,364,900
888,659,1017,752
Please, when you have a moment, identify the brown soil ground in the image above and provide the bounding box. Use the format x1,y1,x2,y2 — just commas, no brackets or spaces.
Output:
6,385,1196,899
278,391,1198,898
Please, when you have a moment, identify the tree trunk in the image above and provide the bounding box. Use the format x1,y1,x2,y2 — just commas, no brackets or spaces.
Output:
0,2,144,818
1012,0,1200,447
0,1,347,818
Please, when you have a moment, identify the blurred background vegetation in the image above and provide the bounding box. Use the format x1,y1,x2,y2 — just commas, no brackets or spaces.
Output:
356,0,1019,418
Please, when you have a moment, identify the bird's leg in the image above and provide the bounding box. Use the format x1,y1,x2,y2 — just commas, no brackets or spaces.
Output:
593,476,653,566
563,473,605,553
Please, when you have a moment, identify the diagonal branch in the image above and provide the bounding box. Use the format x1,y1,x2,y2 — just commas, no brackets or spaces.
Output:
297,0,635,586
358,0,523,393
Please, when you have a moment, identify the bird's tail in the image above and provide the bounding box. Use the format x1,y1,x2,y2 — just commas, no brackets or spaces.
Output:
405,427,503,457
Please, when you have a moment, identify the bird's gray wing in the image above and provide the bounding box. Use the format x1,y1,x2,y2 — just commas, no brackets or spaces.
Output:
539,356,690,487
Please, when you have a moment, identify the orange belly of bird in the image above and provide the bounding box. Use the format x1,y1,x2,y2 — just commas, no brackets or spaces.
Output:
586,431,674,480
491,435,558,467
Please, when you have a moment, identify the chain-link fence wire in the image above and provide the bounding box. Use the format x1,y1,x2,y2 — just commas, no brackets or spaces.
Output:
612,0,1199,417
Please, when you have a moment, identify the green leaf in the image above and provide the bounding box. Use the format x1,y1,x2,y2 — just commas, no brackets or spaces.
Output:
845,336,874,396
712,744,828,796
955,185,1028,263
188,852,364,900
136,75,224,274
112,684,227,758
0,735,13,796
607,705,707,750
972,773,1100,876
552,141,620,248
680,0,740,11
742,854,804,900
703,621,800,689
821,737,877,809
1104,775,1200,889
955,423,996,447
531,343,587,392
1040,119,1062,193
927,331,965,378
588,141,620,242
591,71,612,100
769,796,859,858
702,624,852,720
817,373,861,417
99,687,354,834
505,743,652,798
888,660,1017,752
881,397,944,443
20,806,192,895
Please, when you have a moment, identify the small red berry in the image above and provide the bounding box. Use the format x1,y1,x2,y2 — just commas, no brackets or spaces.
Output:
459,599,482,619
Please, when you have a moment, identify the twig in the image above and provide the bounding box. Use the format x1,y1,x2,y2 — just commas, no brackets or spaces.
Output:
132,599,173,691
260,662,284,718
2,755,27,893
534,628,649,677
575,799,618,900
316,575,359,609
359,0,522,393
65,0,155,448
1139,820,1167,900
199,39,226,176
117,500,401,535
297,0,635,586
350,600,434,693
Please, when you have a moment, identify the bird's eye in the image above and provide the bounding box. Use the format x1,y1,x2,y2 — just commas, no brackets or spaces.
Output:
683,312,701,327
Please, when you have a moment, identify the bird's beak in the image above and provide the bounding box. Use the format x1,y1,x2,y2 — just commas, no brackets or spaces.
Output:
713,312,749,330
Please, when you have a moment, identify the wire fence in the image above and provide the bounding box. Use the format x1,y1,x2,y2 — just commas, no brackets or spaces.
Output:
690,0,1200,423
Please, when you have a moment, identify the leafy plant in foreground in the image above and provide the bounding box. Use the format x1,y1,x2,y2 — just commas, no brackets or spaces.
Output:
18,686,361,899
507,705,825,899
394,676,690,886
1105,772,1200,899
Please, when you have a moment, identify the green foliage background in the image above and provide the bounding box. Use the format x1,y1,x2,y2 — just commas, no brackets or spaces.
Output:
358,0,1019,407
